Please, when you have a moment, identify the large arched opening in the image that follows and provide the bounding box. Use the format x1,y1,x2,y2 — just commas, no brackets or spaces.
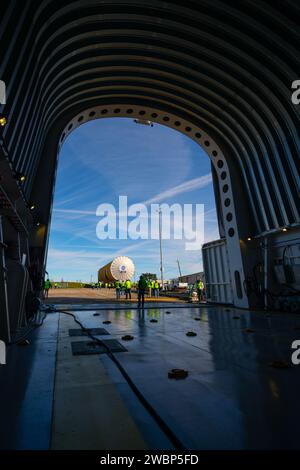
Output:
0,1,299,342
42,105,250,309
46,116,220,285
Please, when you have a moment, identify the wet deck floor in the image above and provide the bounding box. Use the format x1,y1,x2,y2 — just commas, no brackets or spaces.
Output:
1,303,300,449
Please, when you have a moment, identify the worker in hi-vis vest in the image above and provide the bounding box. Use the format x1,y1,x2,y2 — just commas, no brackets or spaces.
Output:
115,280,121,299
120,280,125,296
138,275,148,308
125,279,132,300
148,279,152,297
154,280,159,298
197,279,204,302
44,278,52,299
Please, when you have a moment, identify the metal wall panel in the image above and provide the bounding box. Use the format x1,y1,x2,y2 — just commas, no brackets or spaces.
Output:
202,239,233,305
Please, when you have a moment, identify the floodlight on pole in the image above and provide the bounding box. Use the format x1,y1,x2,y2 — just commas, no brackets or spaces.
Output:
158,205,164,291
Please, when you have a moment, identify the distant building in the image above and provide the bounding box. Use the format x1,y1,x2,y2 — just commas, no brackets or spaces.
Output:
169,272,204,290
178,272,204,285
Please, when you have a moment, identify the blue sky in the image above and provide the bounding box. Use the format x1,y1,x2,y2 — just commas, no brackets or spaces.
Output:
46,118,219,282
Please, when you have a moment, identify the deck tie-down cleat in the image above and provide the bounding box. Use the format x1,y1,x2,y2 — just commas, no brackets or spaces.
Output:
242,327,255,333
168,369,189,380
122,335,134,341
186,331,197,337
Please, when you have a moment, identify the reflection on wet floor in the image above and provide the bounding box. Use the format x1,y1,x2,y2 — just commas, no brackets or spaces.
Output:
1,303,300,450
67,304,300,449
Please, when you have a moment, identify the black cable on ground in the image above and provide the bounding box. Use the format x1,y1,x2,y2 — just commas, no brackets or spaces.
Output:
56,308,187,451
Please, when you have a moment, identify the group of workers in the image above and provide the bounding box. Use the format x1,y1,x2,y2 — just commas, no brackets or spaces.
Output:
44,280,63,297
44,279,61,298
114,278,161,302
43,276,204,305
136,275,162,307
147,279,161,298
96,282,117,289
114,279,132,299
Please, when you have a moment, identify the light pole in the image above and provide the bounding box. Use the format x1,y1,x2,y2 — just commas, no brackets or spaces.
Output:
158,206,164,290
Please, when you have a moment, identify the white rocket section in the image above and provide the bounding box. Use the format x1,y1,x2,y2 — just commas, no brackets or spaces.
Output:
98,256,135,283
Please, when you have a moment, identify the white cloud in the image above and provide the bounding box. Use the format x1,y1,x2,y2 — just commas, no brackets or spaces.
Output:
53,208,96,215
142,173,212,205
